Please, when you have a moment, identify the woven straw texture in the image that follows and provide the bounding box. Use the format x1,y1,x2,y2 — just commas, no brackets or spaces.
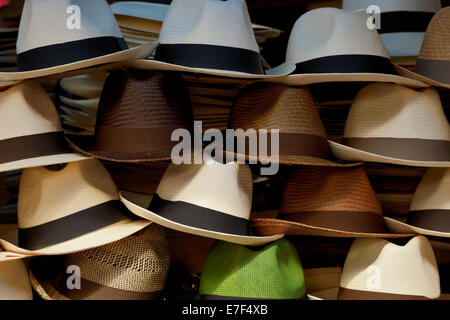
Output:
410,168,450,211
199,240,305,299
417,8,450,61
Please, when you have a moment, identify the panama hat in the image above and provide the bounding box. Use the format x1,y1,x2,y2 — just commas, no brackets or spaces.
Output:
252,166,414,238
385,168,450,238
397,8,450,89
29,224,170,300
120,159,284,246
198,240,305,300
329,83,450,167
66,69,194,162
0,81,88,173
0,158,151,256
267,8,427,88
0,0,156,82
224,82,361,167
0,259,33,300
342,0,441,58
338,236,440,299
126,0,295,78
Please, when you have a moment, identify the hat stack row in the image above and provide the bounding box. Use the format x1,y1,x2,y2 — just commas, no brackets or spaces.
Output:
0,0,449,301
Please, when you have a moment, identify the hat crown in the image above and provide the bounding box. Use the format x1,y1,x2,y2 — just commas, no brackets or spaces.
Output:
342,0,441,13
410,168,450,211
18,159,118,229
343,83,449,141
95,70,193,130
199,240,305,299
159,0,259,52
0,81,62,141
341,236,440,298
418,7,450,62
286,8,389,64
156,161,252,220
229,83,327,138
280,166,382,215
0,260,33,300
17,0,123,54
65,224,170,293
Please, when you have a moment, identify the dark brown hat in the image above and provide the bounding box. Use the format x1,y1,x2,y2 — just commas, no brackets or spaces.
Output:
251,166,414,238
224,82,359,167
66,70,194,162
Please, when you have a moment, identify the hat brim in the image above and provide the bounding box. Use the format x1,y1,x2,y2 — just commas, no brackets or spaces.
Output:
59,96,99,112
111,2,168,23
0,153,89,173
120,191,284,246
29,268,68,300
328,141,450,167
0,42,157,81
384,217,450,238
125,59,296,79
251,218,415,238
307,288,340,300
395,65,450,89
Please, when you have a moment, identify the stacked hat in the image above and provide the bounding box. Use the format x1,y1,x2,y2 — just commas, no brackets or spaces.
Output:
198,240,305,300
252,166,413,238
329,83,450,167
29,224,170,300
0,259,33,300
0,0,22,72
385,168,450,238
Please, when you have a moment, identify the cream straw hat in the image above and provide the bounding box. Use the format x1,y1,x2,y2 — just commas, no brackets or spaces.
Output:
0,259,33,300
329,83,450,167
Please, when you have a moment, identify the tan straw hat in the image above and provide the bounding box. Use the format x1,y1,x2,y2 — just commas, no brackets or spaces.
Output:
0,259,33,300
0,81,88,173
224,82,361,167
120,159,284,246
29,224,170,300
385,168,450,238
397,8,450,88
267,8,427,88
0,158,151,255
252,166,414,238
329,83,450,167
0,0,156,82
338,236,440,300
125,0,295,78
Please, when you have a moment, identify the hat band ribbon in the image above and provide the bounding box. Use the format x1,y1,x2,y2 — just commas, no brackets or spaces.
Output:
0,131,73,165
277,211,387,234
154,43,265,75
199,294,307,300
17,36,128,71
378,11,435,34
293,54,395,75
148,193,250,236
342,137,450,161
338,287,436,300
415,59,450,84
56,276,161,300
407,209,450,232
225,132,331,160
18,200,137,250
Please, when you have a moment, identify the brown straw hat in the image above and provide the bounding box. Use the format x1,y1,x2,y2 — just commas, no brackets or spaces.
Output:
397,7,450,88
224,82,360,167
251,166,414,238
29,224,170,300
66,70,194,162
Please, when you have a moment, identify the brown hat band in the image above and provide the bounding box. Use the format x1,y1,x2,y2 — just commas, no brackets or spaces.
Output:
338,287,436,300
342,137,450,161
278,211,387,233
407,209,450,233
0,131,73,164
415,59,450,84
227,132,330,160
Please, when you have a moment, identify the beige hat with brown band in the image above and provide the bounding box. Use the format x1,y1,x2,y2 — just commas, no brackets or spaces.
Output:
0,259,33,300
29,224,170,300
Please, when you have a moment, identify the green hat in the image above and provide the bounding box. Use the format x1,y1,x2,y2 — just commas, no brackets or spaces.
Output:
199,240,305,300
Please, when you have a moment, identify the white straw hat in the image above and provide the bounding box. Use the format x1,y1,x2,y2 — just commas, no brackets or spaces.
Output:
329,83,450,167
0,259,33,300
120,159,284,246
0,81,88,173
267,8,427,88
0,0,156,82
385,168,450,238
342,0,441,58
0,158,151,255
125,0,295,78
338,236,440,300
